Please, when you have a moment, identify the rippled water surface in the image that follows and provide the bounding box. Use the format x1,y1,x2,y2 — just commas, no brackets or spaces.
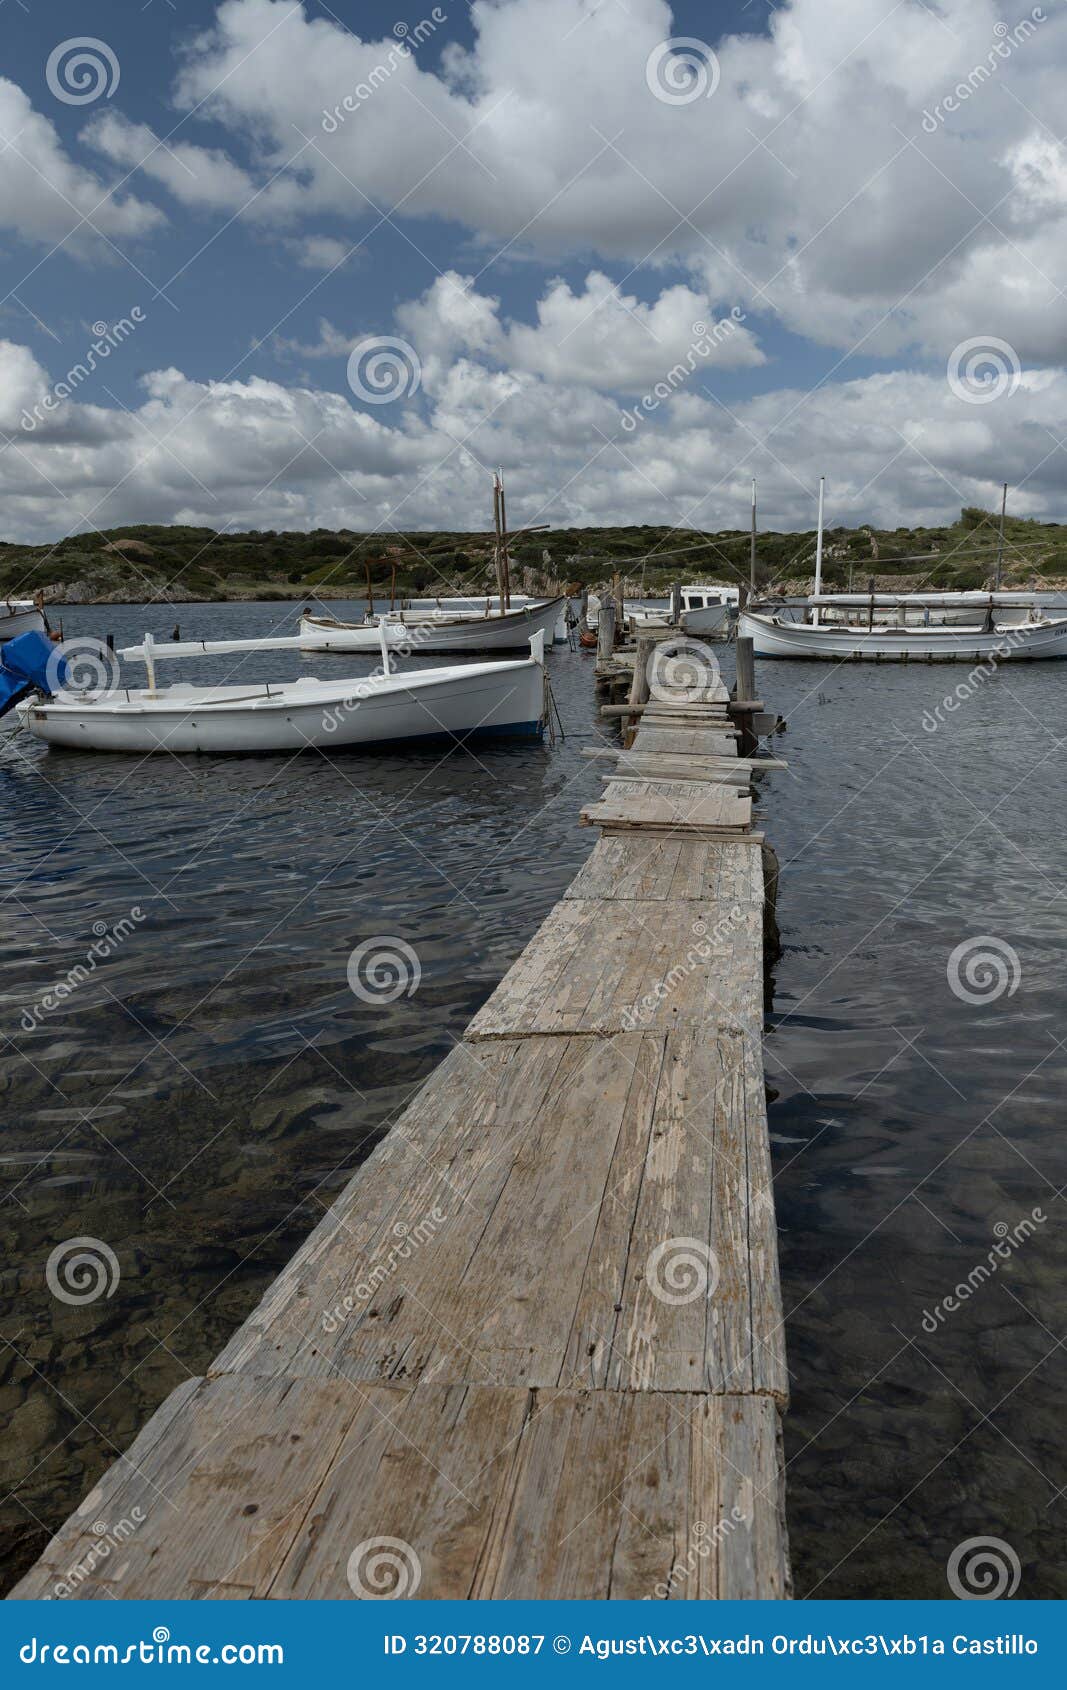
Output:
1,603,1064,1598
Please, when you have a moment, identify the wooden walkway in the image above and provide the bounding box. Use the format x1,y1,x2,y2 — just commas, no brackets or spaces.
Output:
12,668,790,1601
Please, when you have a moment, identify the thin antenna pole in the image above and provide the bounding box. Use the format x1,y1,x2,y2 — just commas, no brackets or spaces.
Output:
498,467,511,610
750,478,757,593
492,472,506,614
995,482,1008,589
812,476,826,625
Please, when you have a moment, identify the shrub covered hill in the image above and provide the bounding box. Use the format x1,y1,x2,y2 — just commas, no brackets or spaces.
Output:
2,507,1066,604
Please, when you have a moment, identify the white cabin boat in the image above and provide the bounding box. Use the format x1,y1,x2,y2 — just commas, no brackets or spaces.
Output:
678,585,734,636
16,632,548,753
739,595,1067,661
621,587,733,637
300,596,565,654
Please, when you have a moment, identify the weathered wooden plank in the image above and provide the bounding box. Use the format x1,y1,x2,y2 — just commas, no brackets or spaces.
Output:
272,1381,531,1598
467,901,763,1040
14,1380,786,1600
582,779,752,833
561,1027,786,1400
10,1375,364,1599
600,759,751,786
631,729,740,757
566,837,764,906
214,1029,783,1400
474,1390,789,1599
581,748,786,772
211,1038,579,1379
597,825,765,845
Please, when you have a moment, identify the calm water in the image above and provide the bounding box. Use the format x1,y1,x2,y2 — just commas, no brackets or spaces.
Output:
1,605,1064,1598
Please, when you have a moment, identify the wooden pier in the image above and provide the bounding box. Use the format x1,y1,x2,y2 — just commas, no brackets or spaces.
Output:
12,653,790,1601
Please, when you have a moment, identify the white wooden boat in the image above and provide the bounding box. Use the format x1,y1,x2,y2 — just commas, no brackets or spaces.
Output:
300,595,565,653
739,597,1067,661
16,631,548,753
403,594,570,643
1,598,47,641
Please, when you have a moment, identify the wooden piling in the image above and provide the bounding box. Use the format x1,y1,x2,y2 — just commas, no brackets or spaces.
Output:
596,599,616,664
11,656,790,1603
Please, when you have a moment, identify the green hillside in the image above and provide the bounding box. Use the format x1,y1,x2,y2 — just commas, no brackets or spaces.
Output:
2,508,1065,604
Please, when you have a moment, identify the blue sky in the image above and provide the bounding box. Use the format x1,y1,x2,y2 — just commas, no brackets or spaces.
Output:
3,0,798,409
1,0,1065,539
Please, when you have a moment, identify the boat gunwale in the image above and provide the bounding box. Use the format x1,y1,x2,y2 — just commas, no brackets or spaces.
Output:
20,658,542,720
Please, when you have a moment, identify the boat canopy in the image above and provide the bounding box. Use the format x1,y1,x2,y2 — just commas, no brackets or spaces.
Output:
796,591,1045,609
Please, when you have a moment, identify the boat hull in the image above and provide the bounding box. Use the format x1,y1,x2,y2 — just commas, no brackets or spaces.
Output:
18,659,546,754
680,602,730,636
738,610,1067,661
405,595,571,643
1,605,47,642
301,597,564,653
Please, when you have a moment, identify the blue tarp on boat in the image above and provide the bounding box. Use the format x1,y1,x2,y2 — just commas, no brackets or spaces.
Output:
0,630,65,720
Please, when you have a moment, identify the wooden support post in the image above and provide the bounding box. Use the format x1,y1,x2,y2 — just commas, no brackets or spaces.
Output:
670,581,681,626
623,633,654,745
733,634,757,755
366,556,374,619
597,600,616,664
734,634,756,704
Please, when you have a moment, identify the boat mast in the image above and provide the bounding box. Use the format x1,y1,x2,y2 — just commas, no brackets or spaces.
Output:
750,478,757,594
492,472,506,615
994,482,1008,589
812,476,826,625
499,468,512,611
